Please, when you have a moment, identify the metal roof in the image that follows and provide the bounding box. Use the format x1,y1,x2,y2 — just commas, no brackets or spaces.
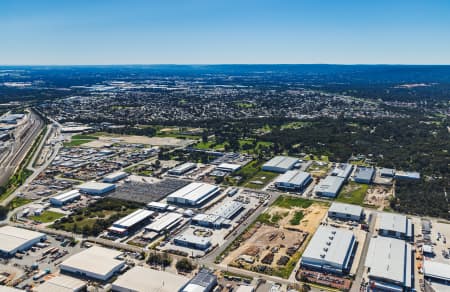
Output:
112,266,189,292
423,260,450,281
378,213,412,237
112,209,154,228
354,166,375,181
263,156,299,170
365,237,412,288
328,202,363,217
35,275,86,292
275,170,311,186
60,246,124,277
167,182,219,204
331,163,354,179
0,226,45,253
216,163,241,172
209,200,244,219
314,176,345,195
145,212,182,232
77,181,115,191
51,190,80,202
170,162,196,173
301,226,355,269
175,233,211,246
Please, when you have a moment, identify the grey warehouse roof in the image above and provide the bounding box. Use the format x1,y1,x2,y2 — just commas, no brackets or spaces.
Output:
423,260,450,281
328,202,363,218
315,176,345,195
354,167,375,181
275,170,311,186
378,213,412,237
263,156,299,170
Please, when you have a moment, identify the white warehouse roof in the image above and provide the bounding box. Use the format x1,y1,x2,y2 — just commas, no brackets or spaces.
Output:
328,202,363,218
262,156,299,172
314,176,345,197
301,226,356,272
365,237,412,288
423,260,450,282
275,170,311,186
103,171,127,182
145,212,183,233
378,213,412,237
112,209,154,229
0,226,46,255
59,246,124,281
35,275,86,292
167,182,220,206
216,163,242,172
76,181,115,193
112,266,189,292
51,190,80,203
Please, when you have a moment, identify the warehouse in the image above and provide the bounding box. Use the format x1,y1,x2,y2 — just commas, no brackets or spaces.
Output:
215,163,242,173
0,226,46,257
365,237,412,291
379,168,395,178
60,246,125,281
314,176,345,198
331,163,354,180
168,162,197,175
328,202,364,222
210,200,244,219
147,201,169,212
300,226,356,274
180,269,218,292
50,190,81,206
144,212,183,234
274,170,312,191
423,260,450,285
166,182,220,206
112,266,190,292
395,171,420,180
77,181,116,195
35,275,86,292
108,209,155,235
354,166,375,184
103,171,127,183
378,213,413,241
262,156,299,173
192,214,229,229
174,233,212,250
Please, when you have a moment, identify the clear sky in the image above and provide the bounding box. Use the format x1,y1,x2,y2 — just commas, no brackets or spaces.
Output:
1,0,450,65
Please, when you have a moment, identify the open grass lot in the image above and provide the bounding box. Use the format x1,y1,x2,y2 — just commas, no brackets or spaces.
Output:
31,210,65,223
194,138,272,153
63,134,98,147
336,181,369,205
8,197,33,210
272,196,314,209
243,170,278,189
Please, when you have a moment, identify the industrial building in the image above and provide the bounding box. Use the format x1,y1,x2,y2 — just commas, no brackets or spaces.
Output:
354,166,375,184
144,212,183,234
215,163,242,173
300,226,356,274
314,176,345,198
147,201,169,212
330,163,354,180
108,209,155,235
423,260,450,285
0,226,46,257
328,202,364,221
112,266,190,292
365,237,412,291
166,182,220,206
262,156,299,173
192,201,244,229
35,275,86,292
395,171,421,180
103,171,127,183
379,168,395,178
77,181,116,195
0,114,24,124
60,246,125,281
174,233,212,250
168,162,197,175
274,170,312,191
378,213,413,241
50,190,81,206
180,269,217,292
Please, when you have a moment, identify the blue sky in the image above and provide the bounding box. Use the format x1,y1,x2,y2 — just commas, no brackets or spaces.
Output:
1,0,450,65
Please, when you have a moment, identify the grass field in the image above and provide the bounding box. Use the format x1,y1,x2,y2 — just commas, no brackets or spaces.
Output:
336,181,369,205
8,197,33,210
289,210,304,225
272,196,314,209
31,210,65,223
243,170,278,189
63,134,98,147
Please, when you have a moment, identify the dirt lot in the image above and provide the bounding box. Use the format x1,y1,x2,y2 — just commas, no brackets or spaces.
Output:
84,135,194,147
364,185,393,210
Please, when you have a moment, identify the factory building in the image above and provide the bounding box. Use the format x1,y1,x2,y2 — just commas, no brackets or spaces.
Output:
314,176,345,198
167,182,220,207
300,226,356,274
50,190,81,206
379,168,395,178
103,171,127,183
192,201,244,229
423,260,450,286
0,226,46,257
328,202,364,222
147,201,169,212
144,212,183,234
0,114,24,124
180,269,218,292
76,181,116,195
330,163,354,180
35,275,86,292
262,156,299,173
60,246,125,282
274,170,312,191
354,166,375,184
112,266,190,292
108,209,155,235
168,162,197,176
395,171,421,180
174,233,212,250
365,237,413,291
215,163,242,173
378,213,413,241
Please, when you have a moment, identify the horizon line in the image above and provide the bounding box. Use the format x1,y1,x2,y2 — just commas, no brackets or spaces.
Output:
1,63,450,67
